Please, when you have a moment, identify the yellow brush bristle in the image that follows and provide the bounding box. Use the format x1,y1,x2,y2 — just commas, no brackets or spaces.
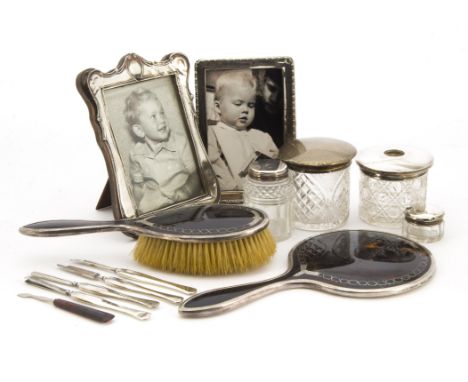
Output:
133,229,276,275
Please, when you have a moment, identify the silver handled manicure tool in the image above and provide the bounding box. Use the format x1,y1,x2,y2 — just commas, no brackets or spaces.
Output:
71,259,197,294
25,277,151,321
30,272,159,309
18,293,115,323
57,264,184,304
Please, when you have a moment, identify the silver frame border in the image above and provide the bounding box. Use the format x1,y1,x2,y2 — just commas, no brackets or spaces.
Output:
77,53,219,220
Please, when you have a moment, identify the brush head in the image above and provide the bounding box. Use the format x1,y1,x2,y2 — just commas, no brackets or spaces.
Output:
133,226,276,275
133,204,276,275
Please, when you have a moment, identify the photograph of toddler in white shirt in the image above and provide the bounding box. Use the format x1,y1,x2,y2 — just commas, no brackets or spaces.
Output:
207,70,279,190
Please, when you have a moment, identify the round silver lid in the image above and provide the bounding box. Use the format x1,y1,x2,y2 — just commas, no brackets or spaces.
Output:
356,146,433,180
279,137,357,173
404,206,444,226
248,158,289,181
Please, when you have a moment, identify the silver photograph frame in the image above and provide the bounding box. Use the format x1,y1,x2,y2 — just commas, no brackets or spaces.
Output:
195,57,296,203
77,53,218,220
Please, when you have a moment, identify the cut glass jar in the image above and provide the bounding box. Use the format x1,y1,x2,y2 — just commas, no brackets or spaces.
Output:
403,206,444,243
356,146,433,228
244,158,293,241
279,138,357,231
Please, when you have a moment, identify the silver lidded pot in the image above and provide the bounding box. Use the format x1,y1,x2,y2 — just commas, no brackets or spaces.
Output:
244,158,293,241
355,146,433,228
279,137,357,231
403,206,444,243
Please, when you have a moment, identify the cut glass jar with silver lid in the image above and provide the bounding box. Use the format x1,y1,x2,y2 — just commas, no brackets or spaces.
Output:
279,138,357,231
403,206,444,243
243,158,293,241
356,146,433,228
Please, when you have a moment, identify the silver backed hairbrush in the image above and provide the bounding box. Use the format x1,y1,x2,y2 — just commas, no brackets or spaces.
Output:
19,205,276,275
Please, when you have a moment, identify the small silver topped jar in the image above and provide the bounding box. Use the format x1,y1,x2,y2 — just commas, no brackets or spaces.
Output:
356,146,433,228
403,206,444,243
243,158,292,241
279,138,357,231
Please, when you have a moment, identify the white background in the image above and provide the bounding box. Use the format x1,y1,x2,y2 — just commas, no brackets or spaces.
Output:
1,0,467,381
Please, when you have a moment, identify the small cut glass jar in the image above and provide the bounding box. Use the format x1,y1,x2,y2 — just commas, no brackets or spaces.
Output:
243,158,293,241
356,146,433,228
403,206,444,243
279,138,357,231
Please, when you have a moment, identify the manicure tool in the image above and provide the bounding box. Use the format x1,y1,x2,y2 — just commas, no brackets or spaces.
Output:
71,259,196,294
18,293,114,323
25,277,151,321
31,272,159,309
57,264,183,304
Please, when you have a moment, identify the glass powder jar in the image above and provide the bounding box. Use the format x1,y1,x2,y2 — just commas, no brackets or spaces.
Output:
403,206,444,243
244,158,293,241
279,138,357,231
356,146,433,228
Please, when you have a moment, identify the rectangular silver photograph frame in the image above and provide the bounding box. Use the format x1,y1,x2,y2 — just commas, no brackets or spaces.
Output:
77,53,218,220
195,57,296,203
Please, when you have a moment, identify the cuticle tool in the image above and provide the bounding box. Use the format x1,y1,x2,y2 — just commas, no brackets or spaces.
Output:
30,271,160,309
25,277,151,321
57,264,183,304
70,259,196,294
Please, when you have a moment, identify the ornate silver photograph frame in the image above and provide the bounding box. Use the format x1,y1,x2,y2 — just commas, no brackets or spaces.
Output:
195,57,296,203
77,53,218,220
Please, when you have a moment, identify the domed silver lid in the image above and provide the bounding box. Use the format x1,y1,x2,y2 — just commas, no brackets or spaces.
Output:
278,138,357,173
356,146,433,180
248,158,289,181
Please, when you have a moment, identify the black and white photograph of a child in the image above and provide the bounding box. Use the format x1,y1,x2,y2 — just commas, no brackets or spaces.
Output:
103,77,203,214
205,68,283,191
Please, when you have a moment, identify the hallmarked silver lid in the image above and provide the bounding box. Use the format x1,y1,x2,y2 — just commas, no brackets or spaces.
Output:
279,137,357,173
248,158,289,181
404,206,444,226
356,146,433,180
